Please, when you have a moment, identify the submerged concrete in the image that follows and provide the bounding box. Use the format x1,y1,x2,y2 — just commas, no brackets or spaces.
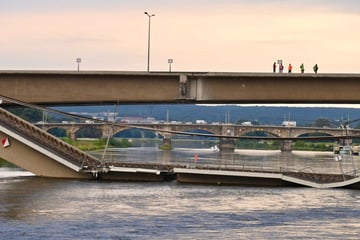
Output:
174,168,360,189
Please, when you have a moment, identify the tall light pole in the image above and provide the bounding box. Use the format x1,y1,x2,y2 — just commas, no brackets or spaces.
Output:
144,11,155,72
76,58,81,71
168,59,173,72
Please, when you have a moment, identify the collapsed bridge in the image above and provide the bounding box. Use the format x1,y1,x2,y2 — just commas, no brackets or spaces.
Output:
2,105,360,188
0,107,176,181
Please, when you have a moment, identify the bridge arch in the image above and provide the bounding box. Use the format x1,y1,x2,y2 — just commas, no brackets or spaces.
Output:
294,131,336,138
236,128,281,138
113,127,162,139
173,128,216,137
42,126,68,133
47,127,67,137
75,126,103,138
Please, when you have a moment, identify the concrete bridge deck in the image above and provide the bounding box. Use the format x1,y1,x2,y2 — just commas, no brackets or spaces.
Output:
1,71,360,105
174,168,360,189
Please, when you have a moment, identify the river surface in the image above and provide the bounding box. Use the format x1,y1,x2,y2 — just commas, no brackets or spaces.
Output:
1,146,360,239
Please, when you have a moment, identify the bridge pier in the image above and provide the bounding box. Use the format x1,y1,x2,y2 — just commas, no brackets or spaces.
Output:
281,140,293,152
219,125,235,152
69,130,76,141
102,125,114,139
338,138,352,146
219,138,235,152
160,133,172,150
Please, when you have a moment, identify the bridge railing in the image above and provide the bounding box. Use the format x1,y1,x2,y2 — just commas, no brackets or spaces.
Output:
0,107,101,169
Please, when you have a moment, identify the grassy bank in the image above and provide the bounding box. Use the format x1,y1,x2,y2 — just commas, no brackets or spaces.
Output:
61,138,133,151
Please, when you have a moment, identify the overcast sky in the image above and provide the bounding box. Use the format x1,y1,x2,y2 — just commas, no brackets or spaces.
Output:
1,0,360,73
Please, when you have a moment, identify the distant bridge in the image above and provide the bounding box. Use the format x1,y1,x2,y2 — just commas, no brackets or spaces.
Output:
35,122,360,152
2,71,360,105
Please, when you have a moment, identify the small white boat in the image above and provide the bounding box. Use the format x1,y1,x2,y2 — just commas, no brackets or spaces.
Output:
210,145,219,152
334,145,352,155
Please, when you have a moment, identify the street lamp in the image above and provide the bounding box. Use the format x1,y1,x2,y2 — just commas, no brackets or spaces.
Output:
144,11,155,72
168,59,173,72
76,58,81,71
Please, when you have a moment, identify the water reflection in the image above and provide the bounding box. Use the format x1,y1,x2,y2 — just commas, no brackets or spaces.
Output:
1,174,360,239
1,143,360,239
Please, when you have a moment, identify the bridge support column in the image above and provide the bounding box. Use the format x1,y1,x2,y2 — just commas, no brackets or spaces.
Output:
160,133,172,150
69,131,76,141
339,138,352,146
219,138,235,152
102,125,114,139
68,127,79,141
281,140,293,152
220,125,235,152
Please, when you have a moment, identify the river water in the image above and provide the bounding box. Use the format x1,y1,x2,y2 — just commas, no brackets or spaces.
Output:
1,145,360,239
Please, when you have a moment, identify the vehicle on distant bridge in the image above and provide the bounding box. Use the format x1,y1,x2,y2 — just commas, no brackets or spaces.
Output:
282,121,296,127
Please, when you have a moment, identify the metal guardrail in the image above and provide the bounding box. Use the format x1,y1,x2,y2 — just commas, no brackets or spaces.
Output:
181,156,360,184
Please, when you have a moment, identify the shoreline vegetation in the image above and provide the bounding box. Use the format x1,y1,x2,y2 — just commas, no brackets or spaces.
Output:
61,137,133,151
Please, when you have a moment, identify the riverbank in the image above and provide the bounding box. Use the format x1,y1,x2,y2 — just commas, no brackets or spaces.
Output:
61,138,133,151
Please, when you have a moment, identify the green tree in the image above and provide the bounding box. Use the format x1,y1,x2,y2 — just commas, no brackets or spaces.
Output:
5,106,43,123
314,118,332,128
48,128,67,137
76,126,102,138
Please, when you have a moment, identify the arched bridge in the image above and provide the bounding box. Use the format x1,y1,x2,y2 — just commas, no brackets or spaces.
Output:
35,122,360,152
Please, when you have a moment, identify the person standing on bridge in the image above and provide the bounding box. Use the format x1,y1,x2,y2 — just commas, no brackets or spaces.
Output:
313,64,318,74
279,63,284,73
273,62,277,73
288,64,293,73
300,63,305,73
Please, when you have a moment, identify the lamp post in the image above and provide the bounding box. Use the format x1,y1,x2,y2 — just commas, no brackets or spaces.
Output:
76,58,81,71
168,59,173,72
144,12,155,72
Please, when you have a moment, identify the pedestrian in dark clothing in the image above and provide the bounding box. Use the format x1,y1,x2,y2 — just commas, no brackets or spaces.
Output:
279,63,284,73
300,63,304,73
313,64,318,74
273,62,276,73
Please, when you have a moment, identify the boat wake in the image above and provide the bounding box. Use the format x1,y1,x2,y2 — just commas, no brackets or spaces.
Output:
0,168,35,178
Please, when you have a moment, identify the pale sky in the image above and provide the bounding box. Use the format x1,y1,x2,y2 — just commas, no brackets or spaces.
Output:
1,0,360,73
